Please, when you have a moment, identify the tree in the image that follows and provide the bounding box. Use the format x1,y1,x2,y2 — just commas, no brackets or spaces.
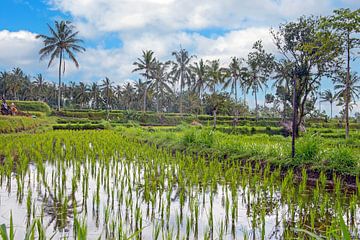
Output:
334,71,360,117
321,8,360,138
75,82,90,108
271,16,340,158
33,74,48,101
206,59,225,128
273,60,292,120
100,77,113,117
121,82,136,110
132,50,156,112
90,82,100,109
246,40,274,120
37,20,85,110
150,61,173,112
320,89,336,119
170,47,195,114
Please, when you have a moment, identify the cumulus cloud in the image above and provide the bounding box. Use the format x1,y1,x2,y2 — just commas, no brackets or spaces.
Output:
0,30,42,70
48,0,334,35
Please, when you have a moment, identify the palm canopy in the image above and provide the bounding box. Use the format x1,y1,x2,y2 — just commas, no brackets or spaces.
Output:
320,89,336,104
190,59,207,96
37,20,85,110
37,21,85,69
205,59,225,93
334,72,360,103
132,50,156,79
223,57,248,103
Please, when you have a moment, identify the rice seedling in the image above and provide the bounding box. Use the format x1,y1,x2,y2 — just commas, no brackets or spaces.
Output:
0,129,359,239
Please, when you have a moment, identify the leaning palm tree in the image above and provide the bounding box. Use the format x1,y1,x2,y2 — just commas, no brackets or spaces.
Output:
132,50,156,112
37,20,85,110
320,90,336,119
170,47,195,114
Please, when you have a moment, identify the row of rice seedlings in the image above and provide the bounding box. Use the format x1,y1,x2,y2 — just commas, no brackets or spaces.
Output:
0,130,360,239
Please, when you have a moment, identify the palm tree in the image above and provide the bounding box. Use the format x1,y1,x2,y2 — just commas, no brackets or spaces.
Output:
100,77,113,115
132,50,156,112
273,60,292,120
37,20,85,110
75,82,90,108
33,74,47,101
170,47,195,114
246,40,274,120
334,72,360,136
150,61,173,112
206,59,225,128
121,82,136,110
320,90,336,119
90,82,100,109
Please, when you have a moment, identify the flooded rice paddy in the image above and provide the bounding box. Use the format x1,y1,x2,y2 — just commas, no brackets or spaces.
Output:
0,130,359,239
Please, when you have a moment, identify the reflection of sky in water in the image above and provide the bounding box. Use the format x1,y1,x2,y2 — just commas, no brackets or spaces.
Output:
0,154,357,239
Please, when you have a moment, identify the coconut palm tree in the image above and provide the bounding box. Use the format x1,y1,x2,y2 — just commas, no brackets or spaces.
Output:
121,82,136,110
334,72,360,133
100,77,114,117
206,59,225,128
246,40,274,120
33,74,48,101
90,82,100,109
170,47,195,114
75,82,90,108
37,20,85,110
132,50,156,112
150,61,173,112
320,90,336,119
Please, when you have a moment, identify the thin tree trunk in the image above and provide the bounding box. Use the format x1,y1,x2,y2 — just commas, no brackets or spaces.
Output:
156,83,159,113
345,32,350,139
291,77,297,158
234,79,238,126
213,109,217,129
179,74,183,115
143,84,147,112
330,102,333,119
58,50,63,111
255,88,258,121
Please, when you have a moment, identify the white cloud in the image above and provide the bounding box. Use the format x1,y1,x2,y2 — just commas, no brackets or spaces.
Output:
49,0,334,36
0,30,42,70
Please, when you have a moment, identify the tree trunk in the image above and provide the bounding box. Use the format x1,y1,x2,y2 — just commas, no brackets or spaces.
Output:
291,77,297,158
58,50,63,111
330,102,333,119
156,82,159,113
345,32,350,139
143,84,147,112
179,74,183,115
254,88,258,121
234,79,238,126
213,109,217,129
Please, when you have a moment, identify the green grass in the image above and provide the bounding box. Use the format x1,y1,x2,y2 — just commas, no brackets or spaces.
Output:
11,101,51,115
0,116,52,134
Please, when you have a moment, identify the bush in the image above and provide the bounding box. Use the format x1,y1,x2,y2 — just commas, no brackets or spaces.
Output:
181,128,214,148
295,135,321,164
327,147,358,173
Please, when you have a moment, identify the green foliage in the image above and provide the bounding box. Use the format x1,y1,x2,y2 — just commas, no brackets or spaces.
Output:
295,135,321,164
327,147,357,173
11,101,51,114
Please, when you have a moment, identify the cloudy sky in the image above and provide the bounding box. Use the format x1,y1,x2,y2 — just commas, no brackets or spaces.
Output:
0,0,359,115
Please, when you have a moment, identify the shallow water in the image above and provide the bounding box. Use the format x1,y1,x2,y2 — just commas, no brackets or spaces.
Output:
0,131,359,239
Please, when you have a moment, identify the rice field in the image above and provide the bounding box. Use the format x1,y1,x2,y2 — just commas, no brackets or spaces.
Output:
0,130,359,239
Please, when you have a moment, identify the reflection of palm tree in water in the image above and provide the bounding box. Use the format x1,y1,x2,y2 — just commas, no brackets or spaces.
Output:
37,173,84,232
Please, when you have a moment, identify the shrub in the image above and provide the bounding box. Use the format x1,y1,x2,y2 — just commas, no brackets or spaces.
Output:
295,135,321,164
327,147,358,173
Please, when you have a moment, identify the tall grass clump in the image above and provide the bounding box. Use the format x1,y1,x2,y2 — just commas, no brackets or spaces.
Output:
327,147,358,174
294,135,321,165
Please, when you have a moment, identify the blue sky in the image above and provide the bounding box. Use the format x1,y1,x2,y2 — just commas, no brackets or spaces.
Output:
0,0,359,115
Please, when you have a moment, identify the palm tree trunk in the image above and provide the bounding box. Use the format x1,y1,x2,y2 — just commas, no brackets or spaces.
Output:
345,32,350,139
213,109,217,129
156,82,159,113
143,85,147,112
58,50,63,111
179,73,183,115
254,88,258,121
234,79,238,126
291,77,297,158
330,102,333,119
